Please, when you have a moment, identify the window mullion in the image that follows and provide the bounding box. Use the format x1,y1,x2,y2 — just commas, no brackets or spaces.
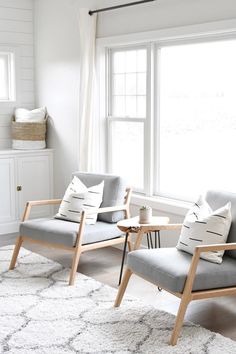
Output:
153,44,161,195
108,116,145,123
106,48,112,172
107,117,112,173
108,48,112,117
143,43,154,197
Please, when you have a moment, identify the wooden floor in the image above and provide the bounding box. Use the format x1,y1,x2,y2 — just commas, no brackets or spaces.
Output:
1,233,236,342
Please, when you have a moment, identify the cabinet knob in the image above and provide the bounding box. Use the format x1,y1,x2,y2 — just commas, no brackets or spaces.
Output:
17,185,22,191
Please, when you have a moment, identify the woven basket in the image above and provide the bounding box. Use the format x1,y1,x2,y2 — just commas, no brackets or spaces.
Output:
12,116,47,150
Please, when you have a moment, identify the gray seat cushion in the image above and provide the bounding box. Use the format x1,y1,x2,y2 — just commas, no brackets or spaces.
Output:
72,172,126,223
206,190,236,259
20,218,124,247
127,248,236,293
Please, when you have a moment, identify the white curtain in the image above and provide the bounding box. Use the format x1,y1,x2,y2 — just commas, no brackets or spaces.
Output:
77,8,97,171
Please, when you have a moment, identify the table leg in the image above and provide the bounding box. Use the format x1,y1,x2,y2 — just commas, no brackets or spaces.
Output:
156,230,162,292
118,233,129,286
157,230,161,248
149,232,153,249
134,229,145,250
146,233,150,249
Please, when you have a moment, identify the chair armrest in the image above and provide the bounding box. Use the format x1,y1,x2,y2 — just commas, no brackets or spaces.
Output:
84,205,127,215
196,242,236,253
26,199,62,206
22,199,62,222
182,242,236,297
74,206,128,248
161,223,182,231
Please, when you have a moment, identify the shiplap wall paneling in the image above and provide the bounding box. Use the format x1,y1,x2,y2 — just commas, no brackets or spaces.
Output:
0,0,35,149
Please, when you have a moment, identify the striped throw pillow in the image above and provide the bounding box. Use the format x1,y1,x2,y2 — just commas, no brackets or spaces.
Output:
55,176,104,225
176,196,232,264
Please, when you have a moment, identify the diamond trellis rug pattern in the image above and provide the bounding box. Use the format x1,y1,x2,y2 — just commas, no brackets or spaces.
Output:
1,246,236,354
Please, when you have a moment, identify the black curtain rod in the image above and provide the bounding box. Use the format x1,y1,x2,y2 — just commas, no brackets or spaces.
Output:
88,0,155,16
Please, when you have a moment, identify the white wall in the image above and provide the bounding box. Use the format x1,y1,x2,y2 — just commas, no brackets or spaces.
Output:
0,0,35,149
34,0,80,197
97,0,236,38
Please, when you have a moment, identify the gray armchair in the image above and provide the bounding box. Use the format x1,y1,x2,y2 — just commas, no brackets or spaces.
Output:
114,190,236,345
9,172,132,285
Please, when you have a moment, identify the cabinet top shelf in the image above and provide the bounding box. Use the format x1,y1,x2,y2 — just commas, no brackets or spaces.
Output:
0,148,53,155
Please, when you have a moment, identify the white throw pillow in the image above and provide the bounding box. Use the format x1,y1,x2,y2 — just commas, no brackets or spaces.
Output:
15,107,46,122
55,176,104,225
176,196,232,264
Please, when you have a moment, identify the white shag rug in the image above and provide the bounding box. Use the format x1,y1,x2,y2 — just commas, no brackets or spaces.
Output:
1,246,236,354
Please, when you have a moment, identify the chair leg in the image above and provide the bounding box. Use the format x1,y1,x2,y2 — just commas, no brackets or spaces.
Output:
114,268,132,307
127,239,133,252
9,236,23,270
118,233,129,286
170,295,190,346
69,248,82,286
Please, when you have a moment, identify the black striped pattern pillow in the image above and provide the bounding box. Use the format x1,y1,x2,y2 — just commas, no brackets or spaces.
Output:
55,176,104,225
176,196,232,264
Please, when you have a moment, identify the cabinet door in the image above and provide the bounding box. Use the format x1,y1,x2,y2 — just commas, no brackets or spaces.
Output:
0,158,16,223
17,155,53,219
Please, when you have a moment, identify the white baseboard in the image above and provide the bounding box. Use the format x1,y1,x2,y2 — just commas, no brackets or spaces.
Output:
0,221,19,235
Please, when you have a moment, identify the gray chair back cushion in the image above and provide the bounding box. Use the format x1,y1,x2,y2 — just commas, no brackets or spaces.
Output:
206,190,236,259
72,172,126,223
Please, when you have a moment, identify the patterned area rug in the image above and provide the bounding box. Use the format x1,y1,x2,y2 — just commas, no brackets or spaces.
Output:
1,246,236,354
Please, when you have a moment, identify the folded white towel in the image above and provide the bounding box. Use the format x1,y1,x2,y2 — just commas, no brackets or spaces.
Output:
15,107,46,122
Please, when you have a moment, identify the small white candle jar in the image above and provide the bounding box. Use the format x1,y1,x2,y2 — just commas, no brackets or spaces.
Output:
139,206,152,224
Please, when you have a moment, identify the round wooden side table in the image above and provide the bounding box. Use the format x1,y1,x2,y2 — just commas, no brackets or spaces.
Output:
117,216,170,285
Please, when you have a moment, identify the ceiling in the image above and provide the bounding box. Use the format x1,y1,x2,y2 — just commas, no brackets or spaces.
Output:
78,0,158,10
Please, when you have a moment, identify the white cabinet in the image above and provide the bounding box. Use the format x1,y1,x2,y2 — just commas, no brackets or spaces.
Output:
0,149,53,234
17,155,52,219
0,158,16,224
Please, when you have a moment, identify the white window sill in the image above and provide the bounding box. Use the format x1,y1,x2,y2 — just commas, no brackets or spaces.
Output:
0,101,17,109
131,193,191,216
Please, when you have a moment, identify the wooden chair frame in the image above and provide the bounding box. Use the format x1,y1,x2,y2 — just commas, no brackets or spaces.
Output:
114,224,236,346
9,188,132,286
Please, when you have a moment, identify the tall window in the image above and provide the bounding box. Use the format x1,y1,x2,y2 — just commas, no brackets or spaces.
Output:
108,47,147,191
0,52,15,102
106,38,236,200
158,40,236,200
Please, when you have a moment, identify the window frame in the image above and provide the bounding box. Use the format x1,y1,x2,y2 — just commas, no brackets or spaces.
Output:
100,22,236,202
153,35,236,201
106,43,152,194
0,50,16,103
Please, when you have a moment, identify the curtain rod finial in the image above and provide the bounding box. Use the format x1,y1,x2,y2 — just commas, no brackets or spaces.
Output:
88,10,93,16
